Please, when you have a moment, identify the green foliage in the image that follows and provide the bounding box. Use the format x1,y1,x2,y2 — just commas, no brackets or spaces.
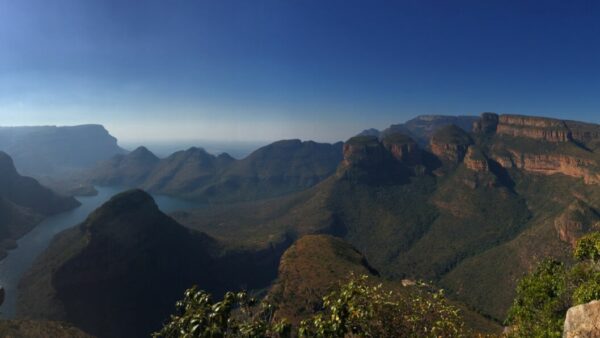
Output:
507,232,600,337
152,287,291,338
298,275,466,338
574,232,600,262
572,275,600,305
156,275,466,338
506,260,568,337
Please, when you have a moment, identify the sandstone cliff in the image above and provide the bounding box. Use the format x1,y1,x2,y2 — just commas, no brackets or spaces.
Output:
496,114,572,142
472,113,600,185
429,125,473,164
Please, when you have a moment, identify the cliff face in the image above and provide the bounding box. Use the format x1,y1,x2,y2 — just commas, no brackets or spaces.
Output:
496,115,572,142
381,133,422,165
554,200,600,247
471,113,600,185
502,151,600,184
464,146,489,172
429,125,473,164
342,136,387,169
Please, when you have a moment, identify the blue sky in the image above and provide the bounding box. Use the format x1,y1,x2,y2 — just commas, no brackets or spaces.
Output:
1,0,599,143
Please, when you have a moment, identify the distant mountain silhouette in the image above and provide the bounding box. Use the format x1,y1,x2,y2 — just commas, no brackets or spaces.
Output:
88,140,343,202
358,114,479,145
0,152,80,258
0,125,126,177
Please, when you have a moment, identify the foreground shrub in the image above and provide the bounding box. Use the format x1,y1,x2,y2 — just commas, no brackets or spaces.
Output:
506,231,600,337
154,275,466,337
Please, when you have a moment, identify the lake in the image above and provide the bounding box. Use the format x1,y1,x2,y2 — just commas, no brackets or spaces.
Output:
0,186,199,318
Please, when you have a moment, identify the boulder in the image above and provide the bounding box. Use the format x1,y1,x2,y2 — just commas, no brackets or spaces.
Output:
564,300,600,338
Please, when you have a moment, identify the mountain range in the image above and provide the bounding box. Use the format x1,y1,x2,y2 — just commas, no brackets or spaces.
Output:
172,113,600,322
87,139,344,202
10,112,600,337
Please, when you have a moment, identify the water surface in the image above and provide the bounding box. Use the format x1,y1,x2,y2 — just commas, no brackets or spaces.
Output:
0,186,198,318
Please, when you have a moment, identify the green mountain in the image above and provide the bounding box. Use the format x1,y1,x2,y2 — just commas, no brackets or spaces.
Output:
0,152,80,258
88,146,161,186
88,139,343,202
17,189,285,338
267,234,500,333
174,113,600,324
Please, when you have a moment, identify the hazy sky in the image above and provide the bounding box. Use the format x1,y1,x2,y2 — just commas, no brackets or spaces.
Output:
1,0,599,143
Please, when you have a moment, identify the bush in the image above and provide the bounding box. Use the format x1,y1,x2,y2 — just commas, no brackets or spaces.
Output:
155,275,466,338
152,287,290,338
298,275,465,338
506,260,568,338
574,232,600,262
506,231,600,337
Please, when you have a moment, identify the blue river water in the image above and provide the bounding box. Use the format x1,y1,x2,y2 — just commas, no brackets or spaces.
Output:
0,186,199,318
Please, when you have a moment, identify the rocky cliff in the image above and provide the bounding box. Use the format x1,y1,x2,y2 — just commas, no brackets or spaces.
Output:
496,114,572,142
429,125,473,164
471,113,600,185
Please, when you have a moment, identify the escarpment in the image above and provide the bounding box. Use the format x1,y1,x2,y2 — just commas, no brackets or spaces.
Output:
473,113,600,185
496,114,572,142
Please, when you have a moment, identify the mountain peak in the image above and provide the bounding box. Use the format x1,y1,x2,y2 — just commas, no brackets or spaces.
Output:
86,189,159,227
0,151,18,177
129,146,160,161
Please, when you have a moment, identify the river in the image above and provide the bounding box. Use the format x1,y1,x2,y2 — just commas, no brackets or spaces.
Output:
0,186,199,318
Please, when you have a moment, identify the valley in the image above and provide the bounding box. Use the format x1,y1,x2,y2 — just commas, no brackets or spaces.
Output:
2,112,600,337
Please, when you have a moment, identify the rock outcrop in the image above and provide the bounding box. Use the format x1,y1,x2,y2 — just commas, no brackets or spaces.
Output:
564,300,600,338
342,136,387,169
496,114,572,142
430,125,473,163
472,112,499,134
502,151,600,184
555,200,600,247
464,146,489,172
381,133,422,165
